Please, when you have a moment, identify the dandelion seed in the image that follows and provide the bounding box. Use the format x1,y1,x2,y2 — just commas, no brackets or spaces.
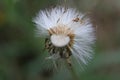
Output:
33,6,95,68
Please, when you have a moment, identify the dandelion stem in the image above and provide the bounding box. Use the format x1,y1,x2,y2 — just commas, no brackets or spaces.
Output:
65,61,79,80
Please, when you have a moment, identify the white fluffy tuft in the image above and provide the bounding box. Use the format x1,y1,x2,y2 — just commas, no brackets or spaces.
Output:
33,6,95,66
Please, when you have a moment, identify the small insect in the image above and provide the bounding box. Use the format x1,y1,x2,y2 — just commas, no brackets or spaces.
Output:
33,6,95,69
73,17,84,24
73,17,80,22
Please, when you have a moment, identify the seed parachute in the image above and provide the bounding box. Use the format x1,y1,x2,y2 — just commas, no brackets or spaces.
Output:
33,6,95,68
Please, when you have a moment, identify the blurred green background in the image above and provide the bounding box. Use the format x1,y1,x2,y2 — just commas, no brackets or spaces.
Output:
0,0,120,80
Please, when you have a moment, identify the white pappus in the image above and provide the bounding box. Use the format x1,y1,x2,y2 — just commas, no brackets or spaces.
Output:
33,6,95,68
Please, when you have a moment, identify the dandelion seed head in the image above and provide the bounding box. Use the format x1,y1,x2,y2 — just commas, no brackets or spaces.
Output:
33,6,96,67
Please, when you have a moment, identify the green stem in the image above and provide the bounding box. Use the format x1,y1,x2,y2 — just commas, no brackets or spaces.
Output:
66,61,80,80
